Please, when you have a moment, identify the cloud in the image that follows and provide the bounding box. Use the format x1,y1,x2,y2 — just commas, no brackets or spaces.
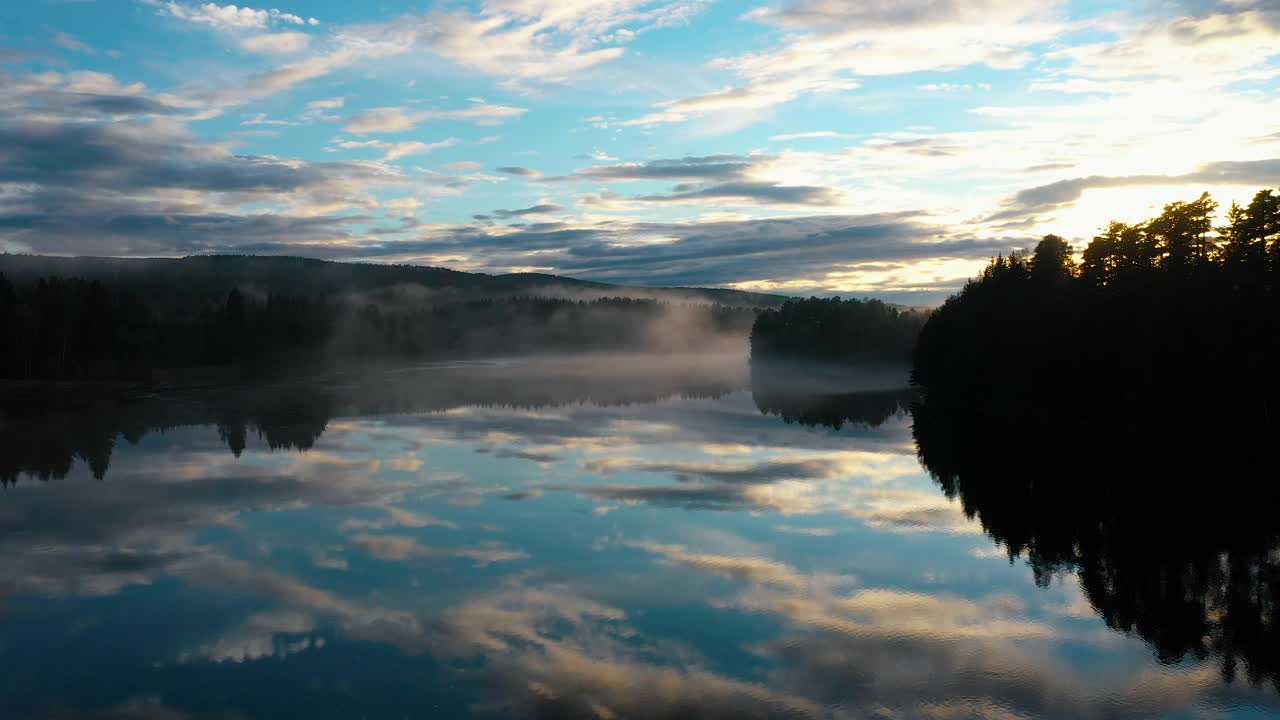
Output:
344,107,423,134
187,46,377,111
622,0,1062,126
240,31,311,55
636,181,840,206
241,113,298,126
150,2,311,31
344,104,527,134
586,456,847,484
445,160,483,171
0,443,406,599
335,137,460,162
1047,7,1280,85
0,70,185,119
428,585,828,719
988,158,1280,221
492,203,564,219
306,96,345,111
384,1,711,85
568,154,757,181
627,541,854,589
177,610,320,664
339,506,458,532
492,447,563,463
349,534,528,566
501,489,544,500
0,112,405,255
496,166,543,177
0,119,399,196
53,32,97,56
769,131,851,141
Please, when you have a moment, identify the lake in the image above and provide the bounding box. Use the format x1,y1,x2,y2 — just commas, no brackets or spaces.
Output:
1,355,1277,719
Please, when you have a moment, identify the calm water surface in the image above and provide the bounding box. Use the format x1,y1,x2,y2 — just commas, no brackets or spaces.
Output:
1,355,1277,719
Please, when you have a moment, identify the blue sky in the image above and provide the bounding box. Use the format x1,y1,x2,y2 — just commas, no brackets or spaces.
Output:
2,0,1278,302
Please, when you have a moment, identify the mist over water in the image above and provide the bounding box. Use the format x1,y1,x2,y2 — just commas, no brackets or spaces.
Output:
1,357,1277,719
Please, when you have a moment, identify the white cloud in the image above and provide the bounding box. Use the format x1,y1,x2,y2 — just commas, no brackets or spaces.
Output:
769,131,851,141
53,32,97,56
154,1,273,30
622,0,1063,126
1046,8,1280,85
241,112,299,126
334,137,460,162
344,104,527,134
365,1,712,85
151,2,317,31
240,31,311,55
307,96,345,111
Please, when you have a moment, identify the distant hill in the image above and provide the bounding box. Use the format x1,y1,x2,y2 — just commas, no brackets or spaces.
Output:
0,254,790,308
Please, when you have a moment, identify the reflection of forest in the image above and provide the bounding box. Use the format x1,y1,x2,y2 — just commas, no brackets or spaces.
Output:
913,398,1280,691
0,361,743,484
749,362,913,430
752,387,911,430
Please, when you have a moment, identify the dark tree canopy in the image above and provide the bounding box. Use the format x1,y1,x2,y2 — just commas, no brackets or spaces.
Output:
0,282,756,383
750,296,924,367
910,185,1280,690
912,185,1280,449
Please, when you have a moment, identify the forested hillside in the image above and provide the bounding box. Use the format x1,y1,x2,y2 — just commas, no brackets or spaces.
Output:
0,255,787,312
912,186,1280,450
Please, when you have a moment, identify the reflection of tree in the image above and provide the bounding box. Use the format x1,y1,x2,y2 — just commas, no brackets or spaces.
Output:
751,364,912,430
912,398,1280,691
753,387,911,430
0,365,742,483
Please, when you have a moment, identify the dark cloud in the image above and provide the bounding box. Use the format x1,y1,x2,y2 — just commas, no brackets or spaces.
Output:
492,203,564,219
0,114,402,254
587,457,843,484
556,482,753,511
0,121,398,194
3,83,184,120
500,489,544,500
636,181,839,206
1022,162,1075,173
497,166,541,177
492,448,563,463
754,0,1026,31
304,212,1013,301
59,92,183,116
566,154,757,182
989,158,1280,222
870,138,963,157
556,153,840,207
0,197,372,256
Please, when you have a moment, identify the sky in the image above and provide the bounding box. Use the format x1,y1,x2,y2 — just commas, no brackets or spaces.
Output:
1,0,1278,303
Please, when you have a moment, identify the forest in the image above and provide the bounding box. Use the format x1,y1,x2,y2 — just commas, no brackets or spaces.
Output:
912,186,1280,450
749,296,924,366
0,275,755,382
908,186,1280,690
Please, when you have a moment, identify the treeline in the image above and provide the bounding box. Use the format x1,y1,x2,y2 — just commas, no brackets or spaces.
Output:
0,274,755,383
750,297,924,366
912,186,1280,447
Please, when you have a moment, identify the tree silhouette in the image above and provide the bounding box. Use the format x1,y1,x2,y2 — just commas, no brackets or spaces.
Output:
913,396,1280,691
911,185,1280,688
750,296,924,366
0,276,758,382
1148,192,1219,273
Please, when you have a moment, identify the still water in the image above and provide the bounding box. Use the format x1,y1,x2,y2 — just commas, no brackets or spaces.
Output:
1,355,1277,719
